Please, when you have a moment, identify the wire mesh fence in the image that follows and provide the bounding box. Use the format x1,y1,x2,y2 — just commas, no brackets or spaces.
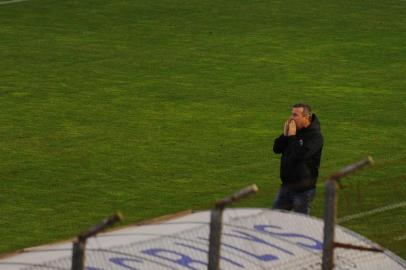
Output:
4,208,403,270
337,171,406,260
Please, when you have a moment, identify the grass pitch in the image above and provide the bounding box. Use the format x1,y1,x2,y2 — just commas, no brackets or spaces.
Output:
0,0,405,258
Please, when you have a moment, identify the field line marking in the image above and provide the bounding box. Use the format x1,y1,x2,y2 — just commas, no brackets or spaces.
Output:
393,234,406,241
338,201,406,223
0,0,31,5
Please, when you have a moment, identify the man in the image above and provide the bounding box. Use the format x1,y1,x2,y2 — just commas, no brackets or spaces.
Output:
272,103,323,214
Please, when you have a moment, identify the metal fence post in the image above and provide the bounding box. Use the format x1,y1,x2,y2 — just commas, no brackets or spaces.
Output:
71,212,123,270
207,184,258,270
207,207,224,270
71,240,86,270
322,179,338,270
321,157,373,270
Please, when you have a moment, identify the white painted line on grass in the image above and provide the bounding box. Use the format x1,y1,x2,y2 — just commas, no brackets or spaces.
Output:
0,0,31,5
393,234,406,241
338,201,406,223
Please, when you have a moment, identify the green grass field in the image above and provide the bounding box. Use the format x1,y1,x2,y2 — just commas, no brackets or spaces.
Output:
0,0,405,259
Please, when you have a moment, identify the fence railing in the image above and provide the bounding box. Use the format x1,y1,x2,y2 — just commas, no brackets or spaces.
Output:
321,156,382,270
68,157,391,270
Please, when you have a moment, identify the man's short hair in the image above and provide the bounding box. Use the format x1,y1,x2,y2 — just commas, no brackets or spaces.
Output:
293,103,312,119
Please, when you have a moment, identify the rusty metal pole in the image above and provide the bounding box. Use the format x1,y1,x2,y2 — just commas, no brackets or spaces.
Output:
207,206,224,270
322,179,338,270
207,184,258,270
71,240,86,270
71,212,123,270
321,157,374,270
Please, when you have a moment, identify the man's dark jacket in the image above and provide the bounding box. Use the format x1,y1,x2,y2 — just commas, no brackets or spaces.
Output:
273,114,323,191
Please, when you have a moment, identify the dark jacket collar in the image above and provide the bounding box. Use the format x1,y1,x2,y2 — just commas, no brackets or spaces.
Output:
299,114,321,134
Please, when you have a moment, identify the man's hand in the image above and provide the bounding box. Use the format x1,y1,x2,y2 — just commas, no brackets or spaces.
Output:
288,120,296,136
283,120,289,136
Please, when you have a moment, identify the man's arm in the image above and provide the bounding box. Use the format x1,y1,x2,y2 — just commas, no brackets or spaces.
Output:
273,134,289,153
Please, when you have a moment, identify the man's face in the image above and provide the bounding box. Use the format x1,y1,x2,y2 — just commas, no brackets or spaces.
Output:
291,107,308,129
